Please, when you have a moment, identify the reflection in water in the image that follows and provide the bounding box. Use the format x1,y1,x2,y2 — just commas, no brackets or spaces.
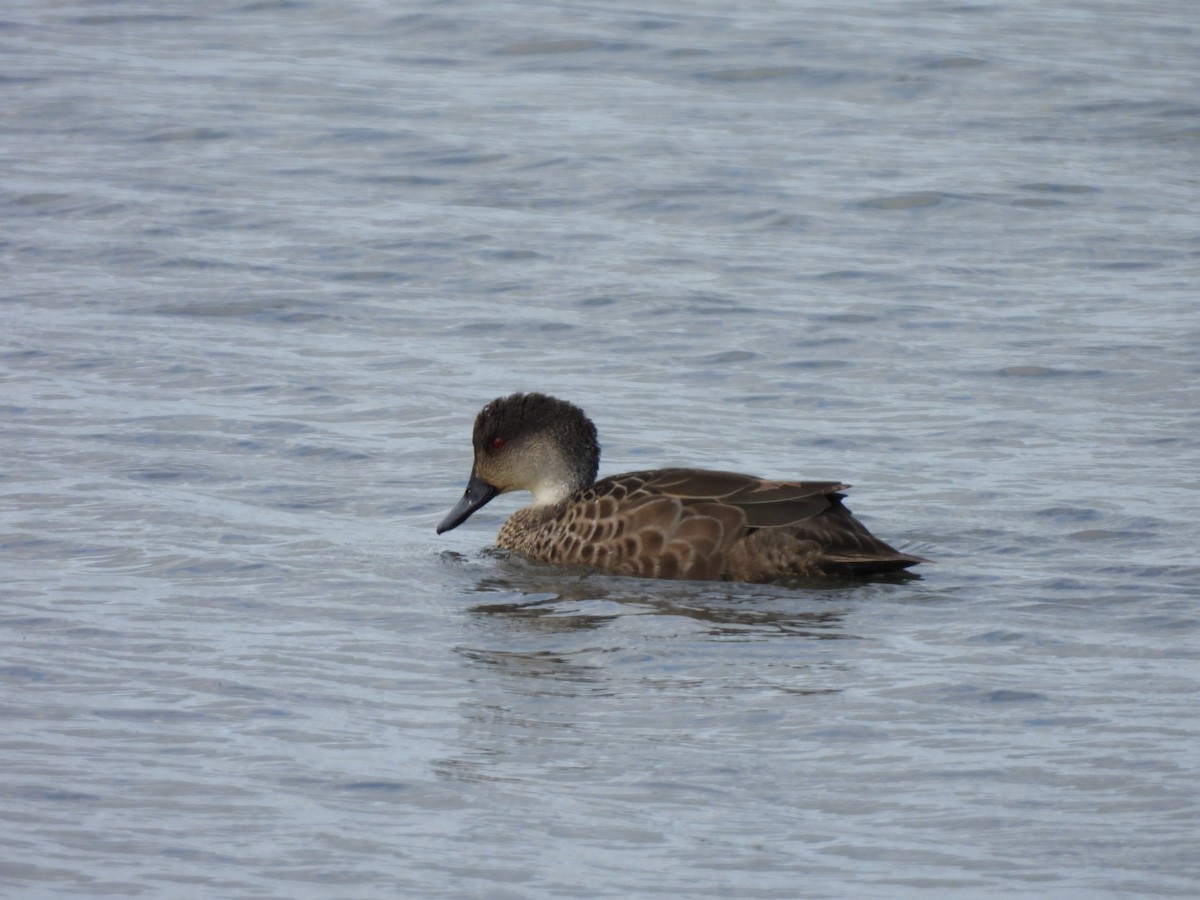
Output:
468,587,852,639
438,554,919,788
457,549,915,641
451,569,860,692
454,645,610,686
438,570,859,787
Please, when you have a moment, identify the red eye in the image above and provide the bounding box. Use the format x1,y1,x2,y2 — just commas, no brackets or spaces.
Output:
491,436,506,450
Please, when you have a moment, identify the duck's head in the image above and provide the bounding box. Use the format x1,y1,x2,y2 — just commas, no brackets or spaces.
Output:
436,393,600,534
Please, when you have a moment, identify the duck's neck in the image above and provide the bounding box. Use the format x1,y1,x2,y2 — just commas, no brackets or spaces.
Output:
529,477,578,507
527,457,593,507
522,435,597,507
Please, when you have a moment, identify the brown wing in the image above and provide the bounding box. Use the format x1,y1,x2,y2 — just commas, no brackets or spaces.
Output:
609,468,925,578
614,468,850,529
528,468,923,582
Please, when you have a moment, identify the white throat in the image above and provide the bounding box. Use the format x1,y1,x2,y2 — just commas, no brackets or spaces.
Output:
529,476,574,507
508,431,588,508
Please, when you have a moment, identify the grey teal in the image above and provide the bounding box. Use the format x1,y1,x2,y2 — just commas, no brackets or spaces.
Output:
437,393,927,582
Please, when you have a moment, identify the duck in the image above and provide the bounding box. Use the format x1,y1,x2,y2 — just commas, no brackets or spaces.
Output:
437,393,927,582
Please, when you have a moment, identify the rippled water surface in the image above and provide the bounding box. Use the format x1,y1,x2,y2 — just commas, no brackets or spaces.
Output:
3,0,1199,896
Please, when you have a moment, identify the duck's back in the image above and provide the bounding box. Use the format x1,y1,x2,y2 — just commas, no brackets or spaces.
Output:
497,467,924,582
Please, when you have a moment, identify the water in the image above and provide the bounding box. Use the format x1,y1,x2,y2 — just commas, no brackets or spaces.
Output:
3,0,1198,896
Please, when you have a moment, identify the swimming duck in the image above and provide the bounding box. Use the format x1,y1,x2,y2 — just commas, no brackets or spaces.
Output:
437,393,926,582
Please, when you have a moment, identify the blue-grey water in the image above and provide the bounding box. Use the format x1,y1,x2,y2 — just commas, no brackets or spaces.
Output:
3,0,1199,896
